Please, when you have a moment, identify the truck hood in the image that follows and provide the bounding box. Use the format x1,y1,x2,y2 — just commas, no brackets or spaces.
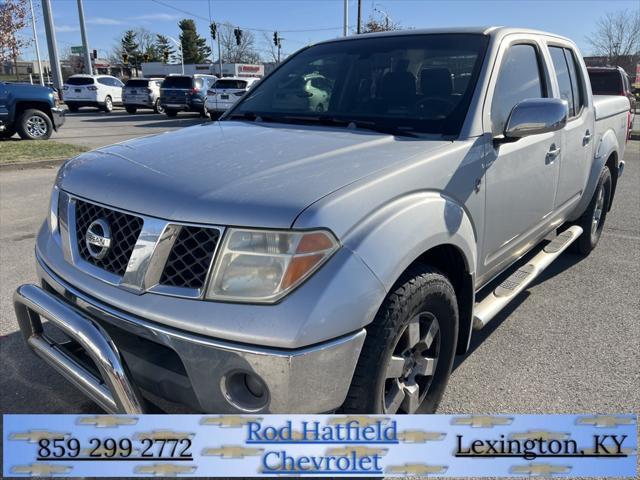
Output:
58,120,450,228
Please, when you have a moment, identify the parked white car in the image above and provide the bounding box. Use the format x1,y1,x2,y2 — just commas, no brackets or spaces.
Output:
63,75,124,112
205,77,260,119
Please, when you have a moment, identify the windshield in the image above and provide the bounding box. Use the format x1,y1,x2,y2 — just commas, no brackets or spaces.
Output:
66,77,94,86
162,76,193,89
216,79,248,89
229,34,488,135
125,79,150,87
588,70,623,95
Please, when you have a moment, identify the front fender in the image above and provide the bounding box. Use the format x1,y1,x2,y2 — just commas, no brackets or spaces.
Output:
568,128,619,221
342,191,477,292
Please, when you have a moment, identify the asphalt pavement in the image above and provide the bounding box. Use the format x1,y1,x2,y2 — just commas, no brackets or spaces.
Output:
50,107,207,149
0,141,638,415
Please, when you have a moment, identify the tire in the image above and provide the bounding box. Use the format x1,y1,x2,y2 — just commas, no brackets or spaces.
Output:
154,99,164,114
0,127,16,139
570,167,612,255
67,104,79,112
209,111,219,121
16,109,53,140
102,96,113,113
341,265,458,414
125,106,137,114
165,109,178,117
199,108,208,118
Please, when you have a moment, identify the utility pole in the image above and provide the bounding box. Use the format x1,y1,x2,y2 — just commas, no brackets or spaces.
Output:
28,0,44,85
76,0,93,75
343,0,349,36
41,0,63,91
167,36,184,75
356,0,362,34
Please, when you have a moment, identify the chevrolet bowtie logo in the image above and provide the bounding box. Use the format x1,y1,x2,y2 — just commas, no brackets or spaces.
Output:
385,463,448,475
397,430,446,442
76,415,138,428
325,446,389,456
134,464,197,476
452,415,514,428
200,416,263,427
9,430,70,442
510,463,571,476
509,430,571,441
575,415,634,428
327,415,390,426
11,463,72,476
133,430,194,440
201,445,264,458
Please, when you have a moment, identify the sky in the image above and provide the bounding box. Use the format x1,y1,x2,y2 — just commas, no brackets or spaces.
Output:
19,0,640,63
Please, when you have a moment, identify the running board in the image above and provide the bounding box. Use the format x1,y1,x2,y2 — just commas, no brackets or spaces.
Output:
473,225,583,330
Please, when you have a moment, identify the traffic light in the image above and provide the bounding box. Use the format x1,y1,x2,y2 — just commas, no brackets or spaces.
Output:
122,53,129,65
143,53,149,63
92,49,97,60
210,23,217,40
273,31,279,46
163,50,169,63
233,27,242,46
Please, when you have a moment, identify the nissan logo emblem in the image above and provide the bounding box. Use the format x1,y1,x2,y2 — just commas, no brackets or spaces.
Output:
85,218,112,260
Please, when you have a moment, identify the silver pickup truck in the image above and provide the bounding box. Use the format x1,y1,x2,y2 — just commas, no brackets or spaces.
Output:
14,27,629,414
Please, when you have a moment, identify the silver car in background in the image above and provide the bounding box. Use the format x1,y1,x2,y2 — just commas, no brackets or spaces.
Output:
122,78,164,114
205,77,260,119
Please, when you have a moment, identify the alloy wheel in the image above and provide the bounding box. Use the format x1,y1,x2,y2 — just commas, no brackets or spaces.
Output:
383,312,440,413
25,115,48,138
591,184,605,239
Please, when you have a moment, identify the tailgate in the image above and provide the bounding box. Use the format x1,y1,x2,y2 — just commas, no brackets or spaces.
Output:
161,88,189,105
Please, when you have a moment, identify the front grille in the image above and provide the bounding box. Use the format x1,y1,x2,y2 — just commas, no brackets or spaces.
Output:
75,200,143,276
159,226,220,289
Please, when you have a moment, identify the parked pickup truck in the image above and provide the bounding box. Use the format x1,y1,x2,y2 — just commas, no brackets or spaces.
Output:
14,27,629,414
0,81,65,140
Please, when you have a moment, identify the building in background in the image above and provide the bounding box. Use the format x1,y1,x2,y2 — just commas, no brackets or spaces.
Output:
141,62,264,78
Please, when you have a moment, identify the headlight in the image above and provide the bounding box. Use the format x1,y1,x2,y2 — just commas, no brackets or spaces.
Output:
206,228,339,303
48,185,59,234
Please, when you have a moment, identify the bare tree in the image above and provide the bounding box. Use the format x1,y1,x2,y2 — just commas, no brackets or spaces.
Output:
361,12,402,33
261,31,280,63
587,9,640,64
218,22,261,64
0,0,31,78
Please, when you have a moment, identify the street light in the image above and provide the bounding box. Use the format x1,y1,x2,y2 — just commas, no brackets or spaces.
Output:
167,35,184,75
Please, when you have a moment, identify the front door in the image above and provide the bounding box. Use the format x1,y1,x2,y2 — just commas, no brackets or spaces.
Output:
480,42,560,282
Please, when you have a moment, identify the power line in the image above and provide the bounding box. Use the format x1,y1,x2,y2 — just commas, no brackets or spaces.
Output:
150,0,349,33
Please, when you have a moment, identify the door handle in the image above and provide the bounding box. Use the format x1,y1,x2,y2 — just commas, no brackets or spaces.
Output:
583,130,592,145
546,144,561,163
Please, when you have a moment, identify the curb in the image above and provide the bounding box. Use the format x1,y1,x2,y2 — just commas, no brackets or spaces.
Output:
0,158,67,171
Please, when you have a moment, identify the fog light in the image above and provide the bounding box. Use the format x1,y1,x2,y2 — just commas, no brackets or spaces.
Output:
221,371,269,412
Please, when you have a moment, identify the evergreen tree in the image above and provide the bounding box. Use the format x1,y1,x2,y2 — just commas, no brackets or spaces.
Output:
120,30,140,61
178,19,211,64
155,34,175,62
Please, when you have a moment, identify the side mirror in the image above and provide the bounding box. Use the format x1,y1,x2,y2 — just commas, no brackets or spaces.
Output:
496,98,568,144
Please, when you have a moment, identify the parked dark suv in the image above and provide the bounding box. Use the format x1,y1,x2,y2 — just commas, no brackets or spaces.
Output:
159,74,217,117
587,66,636,137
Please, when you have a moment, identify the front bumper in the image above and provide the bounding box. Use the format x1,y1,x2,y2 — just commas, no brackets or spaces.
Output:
51,107,65,130
14,259,366,413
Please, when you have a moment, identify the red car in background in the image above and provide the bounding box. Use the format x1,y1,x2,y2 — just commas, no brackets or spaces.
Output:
587,66,636,138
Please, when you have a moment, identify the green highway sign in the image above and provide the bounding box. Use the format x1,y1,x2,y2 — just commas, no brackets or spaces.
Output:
71,46,85,54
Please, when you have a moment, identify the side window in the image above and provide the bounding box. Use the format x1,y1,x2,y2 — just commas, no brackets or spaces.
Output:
563,48,585,115
97,78,110,86
491,44,545,135
549,46,575,116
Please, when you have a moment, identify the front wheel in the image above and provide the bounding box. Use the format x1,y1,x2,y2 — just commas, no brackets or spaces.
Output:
102,96,113,113
17,109,53,140
571,167,612,255
341,265,458,414
154,99,164,114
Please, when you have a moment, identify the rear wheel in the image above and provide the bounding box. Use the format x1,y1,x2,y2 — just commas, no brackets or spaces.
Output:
341,265,458,414
102,96,113,113
125,106,137,114
154,99,164,114
571,167,612,255
165,109,178,117
17,109,53,140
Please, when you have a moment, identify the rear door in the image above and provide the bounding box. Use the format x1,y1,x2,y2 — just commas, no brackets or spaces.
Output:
65,77,95,100
481,38,561,279
161,76,191,106
547,44,592,209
